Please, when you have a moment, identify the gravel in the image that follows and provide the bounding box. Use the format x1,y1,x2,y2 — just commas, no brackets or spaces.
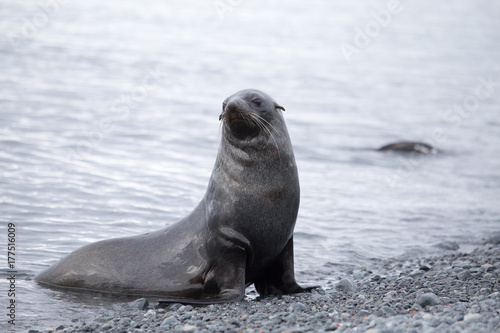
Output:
32,243,500,333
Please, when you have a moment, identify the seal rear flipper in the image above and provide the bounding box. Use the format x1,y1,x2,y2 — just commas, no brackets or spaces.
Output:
254,236,317,296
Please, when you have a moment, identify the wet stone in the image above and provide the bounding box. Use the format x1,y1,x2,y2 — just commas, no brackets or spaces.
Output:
381,306,397,316
182,324,197,331
409,270,424,277
160,316,179,327
229,319,242,327
118,318,131,326
290,302,308,312
335,278,356,293
247,313,265,323
464,313,482,321
480,288,492,295
80,323,99,331
101,323,114,330
92,315,109,324
487,317,500,331
131,298,149,310
179,313,192,321
178,305,193,312
267,317,284,325
416,293,441,308
166,303,183,311
420,265,431,271
357,310,371,317
457,270,472,281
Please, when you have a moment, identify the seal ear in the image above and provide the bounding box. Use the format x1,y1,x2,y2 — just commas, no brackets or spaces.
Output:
275,104,285,111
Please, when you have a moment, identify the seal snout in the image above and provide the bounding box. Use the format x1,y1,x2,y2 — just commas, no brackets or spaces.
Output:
224,99,244,121
221,101,246,126
220,98,260,140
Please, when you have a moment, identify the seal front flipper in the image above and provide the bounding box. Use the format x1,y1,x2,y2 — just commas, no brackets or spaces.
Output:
159,227,250,305
254,236,318,296
158,240,247,305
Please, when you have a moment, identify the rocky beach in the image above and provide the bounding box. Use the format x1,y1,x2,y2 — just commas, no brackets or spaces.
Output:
28,236,500,333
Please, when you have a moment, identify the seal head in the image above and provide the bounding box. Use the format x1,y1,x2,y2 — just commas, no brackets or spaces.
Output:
220,89,285,141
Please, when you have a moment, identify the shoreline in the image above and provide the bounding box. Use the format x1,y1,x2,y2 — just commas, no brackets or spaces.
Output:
30,242,499,333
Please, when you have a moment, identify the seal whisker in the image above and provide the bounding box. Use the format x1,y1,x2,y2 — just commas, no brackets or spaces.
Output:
248,113,281,158
218,116,225,143
252,113,281,137
249,114,272,141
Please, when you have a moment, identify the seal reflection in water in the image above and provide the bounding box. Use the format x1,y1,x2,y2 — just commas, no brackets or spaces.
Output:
36,89,314,304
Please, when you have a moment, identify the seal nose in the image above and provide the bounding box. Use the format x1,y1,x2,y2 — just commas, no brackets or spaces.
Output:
226,100,239,114
222,99,246,122
220,100,240,121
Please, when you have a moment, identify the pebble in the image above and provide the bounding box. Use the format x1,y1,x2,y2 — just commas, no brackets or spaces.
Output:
178,305,193,312
464,313,482,321
160,316,179,327
381,306,397,315
457,270,472,281
118,318,131,326
290,302,308,312
166,303,183,311
357,310,371,317
335,278,356,293
92,315,108,324
131,298,149,310
416,293,442,308
487,318,500,331
182,324,197,331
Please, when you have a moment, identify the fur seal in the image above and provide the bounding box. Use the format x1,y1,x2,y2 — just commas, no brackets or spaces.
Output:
377,141,436,154
36,89,314,303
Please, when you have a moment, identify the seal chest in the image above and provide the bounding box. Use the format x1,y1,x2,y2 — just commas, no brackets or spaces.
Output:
36,89,314,304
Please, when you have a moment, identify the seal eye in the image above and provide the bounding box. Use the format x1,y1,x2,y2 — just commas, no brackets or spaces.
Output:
252,98,262,106
222,102,227,110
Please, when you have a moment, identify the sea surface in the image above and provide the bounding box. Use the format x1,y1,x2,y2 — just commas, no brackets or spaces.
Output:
1,0,499,330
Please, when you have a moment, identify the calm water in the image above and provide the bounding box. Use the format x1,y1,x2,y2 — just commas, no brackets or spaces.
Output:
1,0,500,330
